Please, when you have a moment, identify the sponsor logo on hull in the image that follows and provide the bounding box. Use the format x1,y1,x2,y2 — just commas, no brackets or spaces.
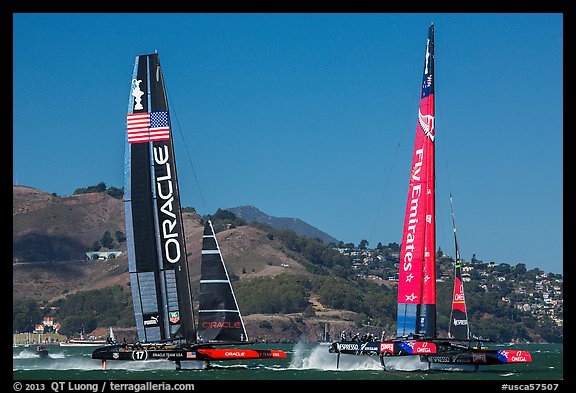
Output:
498,350,532,363
472,353,487,364
197,348,287,360
336,343,359,351
380,343,394,354
335,342,380,355
398,340,436,354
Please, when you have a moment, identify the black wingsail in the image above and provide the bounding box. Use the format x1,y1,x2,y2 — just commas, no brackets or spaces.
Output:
197,220,249,343
93,53,288,368
125,53,196,343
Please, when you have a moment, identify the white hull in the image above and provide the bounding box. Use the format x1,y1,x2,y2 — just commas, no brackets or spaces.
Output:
60,341,106,347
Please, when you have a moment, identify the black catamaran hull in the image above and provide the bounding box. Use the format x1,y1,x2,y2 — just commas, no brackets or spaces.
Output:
329,340,435,357
329,340,532,371
384,349,532,371
92,343,286,369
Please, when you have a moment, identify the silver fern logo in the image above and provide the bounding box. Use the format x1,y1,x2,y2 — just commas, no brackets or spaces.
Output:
418,109,435,141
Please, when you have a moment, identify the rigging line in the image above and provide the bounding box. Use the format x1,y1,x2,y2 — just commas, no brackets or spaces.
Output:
166,88,208,211
439,145,456,258
434,84,452,259
368,87,419,246
367,139,402,245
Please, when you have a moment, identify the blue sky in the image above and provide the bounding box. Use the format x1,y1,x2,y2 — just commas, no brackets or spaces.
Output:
12,13,563,273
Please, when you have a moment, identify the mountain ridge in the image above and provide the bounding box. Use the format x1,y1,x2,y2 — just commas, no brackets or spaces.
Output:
226,205,339,246
12,185,340,263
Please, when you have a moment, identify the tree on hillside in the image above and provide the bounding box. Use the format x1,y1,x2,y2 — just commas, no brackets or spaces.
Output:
207,209,247,232
115,231,126,243
72,182,123,199
53,286,134,332
13,299,43,332
59,315,97,337
213,208,236,221
74,182,107,195
104,186,123,199
235,274,310,314
100,231,114,249
512,263,527,276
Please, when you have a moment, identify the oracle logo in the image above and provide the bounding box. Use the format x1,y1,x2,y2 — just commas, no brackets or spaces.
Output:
202,321,241,329
154,145,181,264
225,351,245,357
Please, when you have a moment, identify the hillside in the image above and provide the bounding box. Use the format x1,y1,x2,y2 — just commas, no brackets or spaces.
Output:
12,185,562,344
12,186,317,295
12,185,360,342
13,185,126,263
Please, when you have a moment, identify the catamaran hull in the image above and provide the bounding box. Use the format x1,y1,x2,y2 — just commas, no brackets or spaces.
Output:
381,355,479,372
329,341,531,372
383,349,531,372
92,344,286,368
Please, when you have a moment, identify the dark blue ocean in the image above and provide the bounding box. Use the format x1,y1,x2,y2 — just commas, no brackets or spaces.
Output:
12,343,563,389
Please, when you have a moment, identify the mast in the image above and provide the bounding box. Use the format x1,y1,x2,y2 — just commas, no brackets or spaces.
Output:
197,220,249,343
448,194,470,340
396,23,436,338
125,53,196,343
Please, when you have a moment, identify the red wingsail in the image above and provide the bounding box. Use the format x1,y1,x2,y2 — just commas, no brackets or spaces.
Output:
397,24,436,338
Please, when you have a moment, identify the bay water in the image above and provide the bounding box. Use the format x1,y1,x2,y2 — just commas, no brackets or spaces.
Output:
12,343,563,387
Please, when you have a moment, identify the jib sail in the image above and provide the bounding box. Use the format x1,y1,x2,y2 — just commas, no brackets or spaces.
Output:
197,220,248,343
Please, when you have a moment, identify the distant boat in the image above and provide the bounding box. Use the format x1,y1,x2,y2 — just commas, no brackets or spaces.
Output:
60,331,107,347
107,327,116,344
35,345,49,358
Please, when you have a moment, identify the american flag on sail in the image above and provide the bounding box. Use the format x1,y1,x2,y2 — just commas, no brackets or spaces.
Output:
127,111,170,144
